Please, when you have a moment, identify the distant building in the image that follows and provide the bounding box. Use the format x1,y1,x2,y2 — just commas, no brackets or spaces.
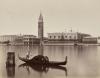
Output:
23,35,40,45
13,34,40,45
82,37,97,44
0,35,18,42
48,31,90,42
0,34,40,45
97,37,100,44
12,35,24,45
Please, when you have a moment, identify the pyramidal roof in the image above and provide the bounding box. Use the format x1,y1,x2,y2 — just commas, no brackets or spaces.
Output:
38,13,43,22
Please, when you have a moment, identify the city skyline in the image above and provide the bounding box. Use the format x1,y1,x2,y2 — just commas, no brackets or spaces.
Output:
0,0,100,37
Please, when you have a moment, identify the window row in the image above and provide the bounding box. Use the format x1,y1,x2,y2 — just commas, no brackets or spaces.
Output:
49,36,77,39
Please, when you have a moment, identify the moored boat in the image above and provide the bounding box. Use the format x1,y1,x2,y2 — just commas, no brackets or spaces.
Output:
18,55,67,66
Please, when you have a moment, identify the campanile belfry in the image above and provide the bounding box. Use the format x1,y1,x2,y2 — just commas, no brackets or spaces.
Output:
38,13,44,41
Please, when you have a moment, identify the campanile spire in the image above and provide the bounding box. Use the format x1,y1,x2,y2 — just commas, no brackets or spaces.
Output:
38,13,43,22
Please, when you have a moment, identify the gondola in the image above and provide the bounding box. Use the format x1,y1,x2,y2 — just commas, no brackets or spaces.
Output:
18,55,67,66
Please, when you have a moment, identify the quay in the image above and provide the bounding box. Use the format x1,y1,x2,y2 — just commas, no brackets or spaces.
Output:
43,43,100,46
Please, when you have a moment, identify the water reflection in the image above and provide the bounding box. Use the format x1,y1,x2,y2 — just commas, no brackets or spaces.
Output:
38,45,44,55
18,63,67,76
6,66,15,78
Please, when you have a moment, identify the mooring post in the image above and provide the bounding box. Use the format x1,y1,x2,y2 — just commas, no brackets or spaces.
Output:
6,52,15,66
6,64,15,77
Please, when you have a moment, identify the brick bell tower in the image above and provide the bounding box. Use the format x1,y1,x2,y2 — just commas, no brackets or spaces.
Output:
38,13,44,41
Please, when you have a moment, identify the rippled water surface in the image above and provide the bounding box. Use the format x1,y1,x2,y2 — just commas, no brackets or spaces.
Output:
0,45,100,78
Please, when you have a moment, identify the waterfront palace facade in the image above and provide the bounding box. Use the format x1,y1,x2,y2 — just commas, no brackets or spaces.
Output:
48,31,90,41
0,13,99,45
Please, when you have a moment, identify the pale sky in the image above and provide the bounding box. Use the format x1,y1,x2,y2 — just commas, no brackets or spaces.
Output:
0,0,100,37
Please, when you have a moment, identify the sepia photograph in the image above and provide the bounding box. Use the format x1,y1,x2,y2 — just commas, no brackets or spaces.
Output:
0,0,100,78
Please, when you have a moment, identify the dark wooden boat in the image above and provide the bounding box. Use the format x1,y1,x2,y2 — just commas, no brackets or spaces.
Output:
18,55,67,66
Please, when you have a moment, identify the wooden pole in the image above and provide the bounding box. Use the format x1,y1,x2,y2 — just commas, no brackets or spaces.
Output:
6,52,15,66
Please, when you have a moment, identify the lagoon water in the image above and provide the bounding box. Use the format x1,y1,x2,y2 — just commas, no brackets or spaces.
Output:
0,45,100,78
